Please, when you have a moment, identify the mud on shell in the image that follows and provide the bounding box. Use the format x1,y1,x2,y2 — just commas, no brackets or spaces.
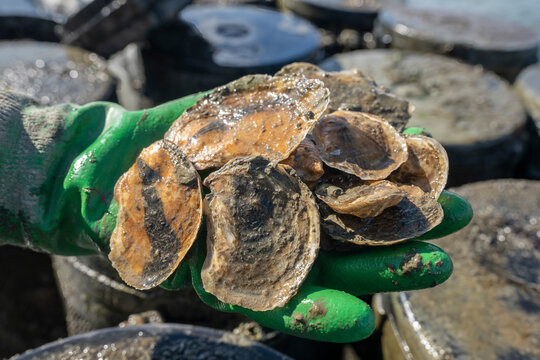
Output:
109,140,203,290
202,156,320,311
164,74,330,170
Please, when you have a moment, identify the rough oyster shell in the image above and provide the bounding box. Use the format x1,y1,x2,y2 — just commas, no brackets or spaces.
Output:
316,179,405,218
320,184,443,245
202,156,320,311
276,62,411,130
388,134,449,198
164,74,330,170
280,136,325,183
313,110,408,180
109,140,203,289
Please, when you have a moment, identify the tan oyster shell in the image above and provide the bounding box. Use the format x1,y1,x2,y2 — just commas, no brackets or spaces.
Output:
276,62,411,130
164,74,329,170
320,184,443,245
388,134,449,198
202,157,320,311
280,137,325,182
109,140,203,289
316,179,405,218
313,110,408,180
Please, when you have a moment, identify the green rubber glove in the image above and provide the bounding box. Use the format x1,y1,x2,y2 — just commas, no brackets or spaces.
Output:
163,189,470,343
0,89,208,254
0,90,472,343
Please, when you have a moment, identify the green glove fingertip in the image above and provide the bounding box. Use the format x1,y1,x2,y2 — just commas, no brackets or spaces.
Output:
317,241,453,295
418,190,473,240
235,285,375,343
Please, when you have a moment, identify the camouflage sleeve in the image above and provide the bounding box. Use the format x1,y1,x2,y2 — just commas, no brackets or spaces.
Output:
0,90,86,252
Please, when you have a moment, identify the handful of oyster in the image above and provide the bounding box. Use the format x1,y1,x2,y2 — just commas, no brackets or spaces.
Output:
109,63,448,311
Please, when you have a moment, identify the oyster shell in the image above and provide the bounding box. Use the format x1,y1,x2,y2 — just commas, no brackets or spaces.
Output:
320,184,443,245
109,140,203,289
276,62,411,130
202,157,320,311
164,74,329,170
388,134,449,198
313,110,408,180
315,179,405,218
280,137,325,182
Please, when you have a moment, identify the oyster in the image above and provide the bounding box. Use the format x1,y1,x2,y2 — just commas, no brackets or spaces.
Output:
202,157,320,311
109,140,203,290
313,110,408,180
388,134,449,198
164,74,329,170
320,184,443,245
276,62,411,130
280,137,325,183
315,179,405,218
107,67,453,303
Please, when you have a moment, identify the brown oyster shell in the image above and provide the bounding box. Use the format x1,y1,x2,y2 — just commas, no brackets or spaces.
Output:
164,74,329,170
109,140,203,289
313,110,408,180
202,156,320,311
388,134,449,198
280,137,325,182
315,179,405,218
275,62,411,130
320,184,443,245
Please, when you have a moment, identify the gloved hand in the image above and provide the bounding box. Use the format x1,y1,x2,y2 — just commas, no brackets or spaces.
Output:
0,90,472,343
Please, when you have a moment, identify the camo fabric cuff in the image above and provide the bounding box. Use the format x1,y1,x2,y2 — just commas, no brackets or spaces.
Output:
0,90,75,249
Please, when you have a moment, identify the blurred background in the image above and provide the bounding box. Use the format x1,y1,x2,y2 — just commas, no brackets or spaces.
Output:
1,0,539,359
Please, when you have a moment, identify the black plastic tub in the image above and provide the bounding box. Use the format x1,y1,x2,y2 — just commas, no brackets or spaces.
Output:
0,0,65,42
144,5,322,102
515,63,540,179
0,40,114,105
374,7,539,82
14,324,292,360
280,0,404,32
